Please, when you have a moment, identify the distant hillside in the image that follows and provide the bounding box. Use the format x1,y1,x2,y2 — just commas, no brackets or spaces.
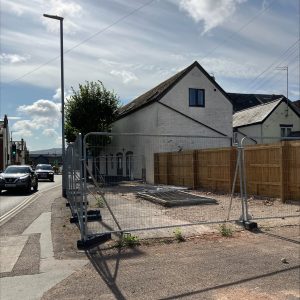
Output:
30,148,62,155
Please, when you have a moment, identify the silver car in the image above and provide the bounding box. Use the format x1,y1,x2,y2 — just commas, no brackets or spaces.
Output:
0,165,38,194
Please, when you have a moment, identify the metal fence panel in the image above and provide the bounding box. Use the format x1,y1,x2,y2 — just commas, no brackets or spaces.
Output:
65,133,299,244
81,133,242,239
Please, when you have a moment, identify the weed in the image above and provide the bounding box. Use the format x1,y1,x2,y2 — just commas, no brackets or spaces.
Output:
95,196,105,208
219,223,233,237
173,228,185,242
117,233,140,248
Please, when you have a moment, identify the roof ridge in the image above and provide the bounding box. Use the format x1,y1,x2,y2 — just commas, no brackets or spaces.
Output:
233,97,283,114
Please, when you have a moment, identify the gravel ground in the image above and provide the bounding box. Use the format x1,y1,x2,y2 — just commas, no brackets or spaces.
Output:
84,182,299,239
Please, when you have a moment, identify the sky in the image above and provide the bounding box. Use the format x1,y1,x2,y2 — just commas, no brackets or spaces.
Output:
0,0,299,151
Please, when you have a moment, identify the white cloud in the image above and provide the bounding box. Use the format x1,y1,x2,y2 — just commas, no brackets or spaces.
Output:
55,136,62,146
201,57,259,79
12,120,35,137
52,88,72,102
7,116,22,120
110,70,138,84
17,99,61,128
0,53,30,64
1,0,40,16
179,0,246,33
41,0,82,34
43,128,58,138
18,99,60,118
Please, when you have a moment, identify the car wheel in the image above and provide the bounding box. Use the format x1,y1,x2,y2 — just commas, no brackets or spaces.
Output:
26,181,32,194
51,177,54,182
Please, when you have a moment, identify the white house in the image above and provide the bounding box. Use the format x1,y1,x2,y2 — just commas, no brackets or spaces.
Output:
233,98,300,145
96,61,233,183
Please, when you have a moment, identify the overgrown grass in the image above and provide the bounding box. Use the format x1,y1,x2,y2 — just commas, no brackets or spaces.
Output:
117,233,140,248
219,223,233,237
173,228,185,242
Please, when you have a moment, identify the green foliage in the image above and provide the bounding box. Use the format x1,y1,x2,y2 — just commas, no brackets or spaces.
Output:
219,223,233,237
65,81,119,142
173,228,185,242
117,233,140,248
95,195,105,208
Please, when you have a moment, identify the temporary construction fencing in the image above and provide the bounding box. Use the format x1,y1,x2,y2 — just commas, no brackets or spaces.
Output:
65,133,299,247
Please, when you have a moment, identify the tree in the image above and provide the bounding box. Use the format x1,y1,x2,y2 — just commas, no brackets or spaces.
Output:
65,81,119,142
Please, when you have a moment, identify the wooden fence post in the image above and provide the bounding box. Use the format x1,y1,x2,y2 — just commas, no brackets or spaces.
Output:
167,152,171,185
192,150,198,189
154,153,158,184
280,141,287,202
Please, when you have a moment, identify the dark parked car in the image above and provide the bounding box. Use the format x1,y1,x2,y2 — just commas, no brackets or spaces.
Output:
35,164,55,182
0,165,38,193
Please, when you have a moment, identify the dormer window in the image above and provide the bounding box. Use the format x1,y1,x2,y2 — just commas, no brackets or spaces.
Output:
189,88,205,107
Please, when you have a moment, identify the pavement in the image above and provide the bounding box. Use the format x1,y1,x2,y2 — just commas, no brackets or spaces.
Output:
0,183,299,300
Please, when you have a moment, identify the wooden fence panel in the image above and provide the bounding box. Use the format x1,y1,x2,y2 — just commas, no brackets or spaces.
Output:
154,152,168,185
244,144,282,198
154,141,300,201
195,148,233,193
284,141,300,200
168,151,194,187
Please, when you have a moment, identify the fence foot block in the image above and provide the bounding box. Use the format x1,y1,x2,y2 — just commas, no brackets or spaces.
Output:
77,233,112,249
66,201,89,208
243,221,258,231
70,210,102,223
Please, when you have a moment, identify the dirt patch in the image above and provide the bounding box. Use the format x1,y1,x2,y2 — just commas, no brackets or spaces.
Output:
51,197,86,260
42,226,300,300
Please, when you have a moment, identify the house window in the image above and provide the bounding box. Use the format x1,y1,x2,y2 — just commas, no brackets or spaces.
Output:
110,154,114,169
116,153,123,176
189,88,205,107
280,125,292,137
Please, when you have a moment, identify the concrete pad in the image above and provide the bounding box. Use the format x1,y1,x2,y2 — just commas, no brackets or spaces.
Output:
0,235,28,273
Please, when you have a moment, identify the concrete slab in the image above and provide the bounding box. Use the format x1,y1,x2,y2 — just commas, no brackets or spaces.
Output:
0,235,28,273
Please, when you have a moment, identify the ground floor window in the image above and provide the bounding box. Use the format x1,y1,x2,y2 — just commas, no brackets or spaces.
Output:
126,151,133,178
116,153,123,176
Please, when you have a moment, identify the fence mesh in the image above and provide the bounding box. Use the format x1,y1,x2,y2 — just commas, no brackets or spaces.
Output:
65,133,299,243
83,133,239,239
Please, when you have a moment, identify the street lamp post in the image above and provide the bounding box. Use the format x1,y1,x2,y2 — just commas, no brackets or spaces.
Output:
43,14,66,197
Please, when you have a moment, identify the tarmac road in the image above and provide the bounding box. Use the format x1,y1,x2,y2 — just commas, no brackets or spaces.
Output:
0,174,62,218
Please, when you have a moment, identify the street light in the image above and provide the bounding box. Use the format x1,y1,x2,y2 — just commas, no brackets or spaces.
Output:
43,13,66,197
